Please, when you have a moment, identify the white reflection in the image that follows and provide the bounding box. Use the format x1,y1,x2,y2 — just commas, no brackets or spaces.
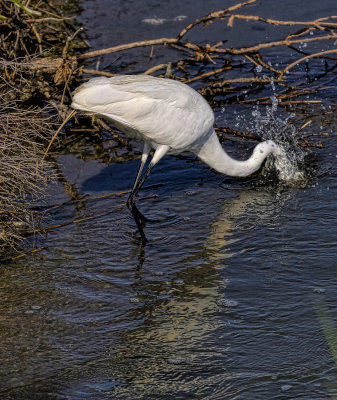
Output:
115,188,287,396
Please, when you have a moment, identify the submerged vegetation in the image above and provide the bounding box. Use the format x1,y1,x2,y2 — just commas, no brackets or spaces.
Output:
0,0,336,258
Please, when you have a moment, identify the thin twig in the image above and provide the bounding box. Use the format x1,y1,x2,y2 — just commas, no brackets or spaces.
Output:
215,34,337,55
11,246,45,260
144,64,169,75
227,14,337,29
27,17,72,23
280,49,337,78
183,66,232,83
178,0,258,39
31,24,43,53
82,68,119,77
216,126,261,141
212,77,277,87
42,110,77,163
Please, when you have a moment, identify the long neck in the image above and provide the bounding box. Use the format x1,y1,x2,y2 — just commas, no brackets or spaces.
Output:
196,130,276,177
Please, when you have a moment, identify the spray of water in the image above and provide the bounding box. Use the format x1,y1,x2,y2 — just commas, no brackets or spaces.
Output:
219,78,312,186
249,91,306,184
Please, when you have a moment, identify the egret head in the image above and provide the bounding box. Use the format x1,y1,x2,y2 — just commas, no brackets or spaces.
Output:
262,140,304,182
262,140,285,157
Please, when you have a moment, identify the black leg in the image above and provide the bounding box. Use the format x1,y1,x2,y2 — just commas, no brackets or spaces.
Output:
127,162,155,211
130,158,147,194
127,162,155,242
126,144,170,242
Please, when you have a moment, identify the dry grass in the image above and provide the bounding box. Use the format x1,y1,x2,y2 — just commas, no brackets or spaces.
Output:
0,1,83,258
0,93,55,255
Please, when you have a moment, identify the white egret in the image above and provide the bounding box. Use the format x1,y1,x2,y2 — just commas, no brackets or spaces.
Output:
71,75,285,240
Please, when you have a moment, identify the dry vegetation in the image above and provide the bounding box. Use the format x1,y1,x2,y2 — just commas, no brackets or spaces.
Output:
0,100,54,252
0,0,85,258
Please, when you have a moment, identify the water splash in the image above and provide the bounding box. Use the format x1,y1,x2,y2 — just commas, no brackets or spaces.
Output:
249,98,306,185
272,150,305,183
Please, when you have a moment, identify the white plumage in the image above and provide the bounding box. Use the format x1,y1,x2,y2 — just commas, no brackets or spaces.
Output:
72,75,214,153
71,74,285,240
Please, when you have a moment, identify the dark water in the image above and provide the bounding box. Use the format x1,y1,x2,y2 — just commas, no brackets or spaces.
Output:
1,1,337,399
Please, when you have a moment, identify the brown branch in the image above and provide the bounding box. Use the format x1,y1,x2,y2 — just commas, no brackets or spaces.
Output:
215,34,337,55
216,126,261,141
26,17,72,23
62,27,83,59
42,110,77,162
297,120,312,134
82,68,118,77
95,118,131,147
246,53,283,74
227,14,337,29
279,49,337,78
285,28,316,44
78,38,179,60
144,64,169,75
10,246,45,261
78,31,336,71
298,141,323,148
31,24,43,53
278,100,322,105
183,66,232,83
212,77,278,87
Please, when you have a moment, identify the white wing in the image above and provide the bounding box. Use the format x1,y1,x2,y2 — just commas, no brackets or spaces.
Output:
71,75,214,151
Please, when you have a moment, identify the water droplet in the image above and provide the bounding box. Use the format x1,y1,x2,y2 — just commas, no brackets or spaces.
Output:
281,384,292,392
129,297,140,303
313,288,325,294
167,358,185,365
271,96,278,112
217,298,239,307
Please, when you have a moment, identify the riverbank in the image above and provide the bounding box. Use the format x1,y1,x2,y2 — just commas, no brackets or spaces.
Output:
0,0,86,258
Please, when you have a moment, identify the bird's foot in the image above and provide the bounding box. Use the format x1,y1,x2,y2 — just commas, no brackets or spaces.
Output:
127,196,155,223
130,205,175,224
129,204,150,223
129,204,148,244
